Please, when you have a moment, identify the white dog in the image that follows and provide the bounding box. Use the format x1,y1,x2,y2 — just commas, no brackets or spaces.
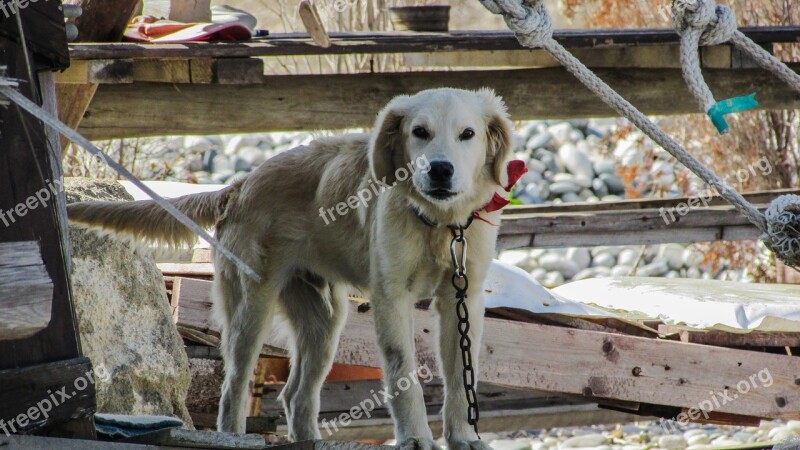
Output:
67,88,514,450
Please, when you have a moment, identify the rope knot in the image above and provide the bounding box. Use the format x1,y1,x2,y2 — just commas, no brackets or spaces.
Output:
672,0,737,46
480,0,553,48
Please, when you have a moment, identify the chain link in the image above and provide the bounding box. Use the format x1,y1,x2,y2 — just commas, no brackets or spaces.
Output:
449,226,480,436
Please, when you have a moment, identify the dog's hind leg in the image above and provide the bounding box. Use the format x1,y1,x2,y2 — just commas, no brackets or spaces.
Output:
278,274,348,441
216,270,280,433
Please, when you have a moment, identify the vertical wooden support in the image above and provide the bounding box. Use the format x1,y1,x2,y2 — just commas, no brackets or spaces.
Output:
57,0,141,152
0,3,96,439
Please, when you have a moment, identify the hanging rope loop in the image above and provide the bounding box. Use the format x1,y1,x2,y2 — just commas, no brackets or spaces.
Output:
672,0,737,46
480,0,552,48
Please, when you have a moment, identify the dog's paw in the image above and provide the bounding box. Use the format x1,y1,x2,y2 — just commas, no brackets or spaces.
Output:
398,437,442,450
447,439,493,450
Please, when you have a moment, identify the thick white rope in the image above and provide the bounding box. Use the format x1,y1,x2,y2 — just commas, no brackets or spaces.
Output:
672,0,800,133
0,84,262,281
479,0,800,267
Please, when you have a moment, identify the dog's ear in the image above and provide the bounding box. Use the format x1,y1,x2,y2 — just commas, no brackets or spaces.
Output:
478,88,513,187
369,96,410,185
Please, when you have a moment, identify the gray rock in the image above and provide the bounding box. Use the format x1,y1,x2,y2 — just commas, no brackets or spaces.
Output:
535,150,561,173
617,249,640,266
184,136,218,153
592,252,617,268
212,171,234,184
238,145,267,168
558,143,594,179
572,268,597,281
561,434,608,448
211,154,234,173
611,265,633,277
547,122,573,144
658,435,687,450
542,271,565,288
658,244,686,270
592,158,616,175
599,173,626,194
233,157,252,173
566,247,592,270
561,192,582,203
66,178,192,426
592,178,609,198
539,254,581,279
549,181,582,195
639,259,670,277
526,132,553,151
527,158,547,174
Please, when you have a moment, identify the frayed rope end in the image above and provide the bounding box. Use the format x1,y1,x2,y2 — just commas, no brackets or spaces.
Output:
762,194,800,269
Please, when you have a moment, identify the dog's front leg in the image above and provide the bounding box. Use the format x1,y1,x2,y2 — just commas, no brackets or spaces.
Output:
371,281,438,450
434,278,491,450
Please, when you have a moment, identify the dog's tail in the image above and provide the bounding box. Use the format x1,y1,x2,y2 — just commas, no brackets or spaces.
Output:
67,190,225,248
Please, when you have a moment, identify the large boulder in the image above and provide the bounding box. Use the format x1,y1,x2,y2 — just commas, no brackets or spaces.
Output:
65,178,192,426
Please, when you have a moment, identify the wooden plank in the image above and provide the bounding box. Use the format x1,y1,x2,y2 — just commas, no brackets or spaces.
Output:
0,357,96,434
497,225,760,250
158,262,215,277
174,278,800,420
299,1,331,48
659,325,800,348
0,241,53,341
404,45,732,69
503,189,800,215
79,64,800,139
55,59,134,84
68,26,800,60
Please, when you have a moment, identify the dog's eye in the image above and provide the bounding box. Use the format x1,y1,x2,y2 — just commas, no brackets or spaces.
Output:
412,127,430,139
459,128,475,141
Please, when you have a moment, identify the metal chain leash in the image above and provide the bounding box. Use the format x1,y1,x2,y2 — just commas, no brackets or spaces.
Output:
449,225,480,436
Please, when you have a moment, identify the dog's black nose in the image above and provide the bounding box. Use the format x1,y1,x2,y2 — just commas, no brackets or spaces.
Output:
428,161,454,183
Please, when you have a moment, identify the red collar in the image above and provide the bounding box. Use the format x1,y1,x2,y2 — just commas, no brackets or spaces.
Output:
474,160,527,226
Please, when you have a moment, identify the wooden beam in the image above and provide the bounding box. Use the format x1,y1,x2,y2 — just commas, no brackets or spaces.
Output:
174,277,800,420
404,45,733,70
68,26,800,60
659,325,800,348
0,357,96,434
79,64,800,139
0,241,53,341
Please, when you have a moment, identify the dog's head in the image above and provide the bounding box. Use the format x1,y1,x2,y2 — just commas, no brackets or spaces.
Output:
369,88,512,214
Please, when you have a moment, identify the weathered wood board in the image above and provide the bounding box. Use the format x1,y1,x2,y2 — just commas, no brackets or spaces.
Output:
79,64,800,139
68,27,800,60
173,277,800,420
0,241,53,341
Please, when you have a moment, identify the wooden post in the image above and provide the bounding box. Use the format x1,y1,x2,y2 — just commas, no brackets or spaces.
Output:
0,2,96,439
57,0,141,152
